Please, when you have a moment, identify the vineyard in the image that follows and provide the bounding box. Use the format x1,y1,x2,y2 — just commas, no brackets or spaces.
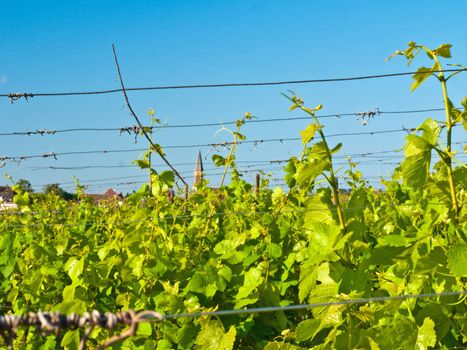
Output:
0,42,466,349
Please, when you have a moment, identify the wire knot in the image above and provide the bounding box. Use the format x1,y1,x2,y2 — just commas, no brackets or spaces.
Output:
7,93,34,103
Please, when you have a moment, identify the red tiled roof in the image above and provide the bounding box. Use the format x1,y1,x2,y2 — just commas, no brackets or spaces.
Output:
82,188,123,203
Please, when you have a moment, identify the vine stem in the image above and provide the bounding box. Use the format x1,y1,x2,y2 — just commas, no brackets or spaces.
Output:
148,126,153,194
419,46,459,216
303,108,346,231
219,134,239,188
439,75,459,214
202,125,241,238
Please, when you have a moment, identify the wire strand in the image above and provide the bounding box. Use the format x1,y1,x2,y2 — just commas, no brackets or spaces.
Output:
161,291,467,320
1,69,465,98
0,126,433,164
0,107,450,137
2,128,464,165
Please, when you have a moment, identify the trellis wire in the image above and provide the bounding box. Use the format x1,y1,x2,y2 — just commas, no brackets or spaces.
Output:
1,69,465,99
0,291,464,336
0,126,442,165
0,107,452,137
161,290,467,320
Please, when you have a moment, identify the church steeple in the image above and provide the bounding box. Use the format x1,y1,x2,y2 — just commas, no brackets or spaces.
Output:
193,150,204,186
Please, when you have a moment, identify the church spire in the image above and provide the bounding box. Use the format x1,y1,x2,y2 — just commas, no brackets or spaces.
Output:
193,150,204,186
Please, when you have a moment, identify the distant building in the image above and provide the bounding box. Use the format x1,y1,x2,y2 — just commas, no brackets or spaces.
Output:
193,150,204,187
82,188,124,204
0,186,18,210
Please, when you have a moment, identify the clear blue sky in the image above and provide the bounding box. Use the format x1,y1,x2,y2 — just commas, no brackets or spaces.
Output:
1,0,466,193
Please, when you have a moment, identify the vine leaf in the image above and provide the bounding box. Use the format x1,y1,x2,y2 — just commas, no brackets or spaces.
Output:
446,243,467,277
298,262,317,303
401,135,432,188
235,267,263,308
433,43,452,58
300,123,320,146
195,321,236,350
419,118,442,146
416,318,437,350
64,257,84,283
60,330,80,349
295,319,321,342
411,66,433,92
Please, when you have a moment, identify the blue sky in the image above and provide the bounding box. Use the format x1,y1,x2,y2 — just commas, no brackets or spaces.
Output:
1,0,466,193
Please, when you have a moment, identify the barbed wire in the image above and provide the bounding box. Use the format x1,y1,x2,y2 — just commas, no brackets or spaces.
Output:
23,161,410,189
0,310,163,350
0,126,428,165
1,119,464,166
24,142,466,171
1,69,465,100
0,107,451,137
0,291,464,348
3,151,464,193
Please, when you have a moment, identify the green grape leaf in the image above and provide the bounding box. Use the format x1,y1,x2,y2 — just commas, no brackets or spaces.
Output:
411,66,433,92
305,222,342,265
133,159,150,169
236,267,263,300
300,123,320,145
284,160,297,187
446,243,467,277
60,330,80,348
295,319,321,342
416,318,437,350
298,262,317,303
212,154,227,167
219,326,237,350
266,243,282,259
195,321,236,350
419,118,441,146
64,257,84,283
159,170,175,187
156,339,173,350
433,43,452,58
401,135,432,188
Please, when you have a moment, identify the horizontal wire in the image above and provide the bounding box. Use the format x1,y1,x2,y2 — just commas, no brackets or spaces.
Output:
63,178,386,191
0,126,426,163
0,107,448,136
27,160,409,188
18,151,467,190
27,150,403,171
161,291,467,320
1,121,464,165
27,143,467,171
1,69,465,98
55,177,390,192
42,161,465,187
0,291,464,332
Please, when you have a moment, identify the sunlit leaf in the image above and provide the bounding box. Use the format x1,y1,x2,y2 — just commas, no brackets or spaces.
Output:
434,43,452,58
300,123,319,145
416,318,437,350
411,66,433,92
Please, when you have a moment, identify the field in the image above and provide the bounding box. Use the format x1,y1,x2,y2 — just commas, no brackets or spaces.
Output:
0,42,466,349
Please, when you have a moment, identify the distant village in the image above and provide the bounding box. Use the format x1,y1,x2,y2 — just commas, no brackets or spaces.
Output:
0,151,206,210
0,185,124,210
